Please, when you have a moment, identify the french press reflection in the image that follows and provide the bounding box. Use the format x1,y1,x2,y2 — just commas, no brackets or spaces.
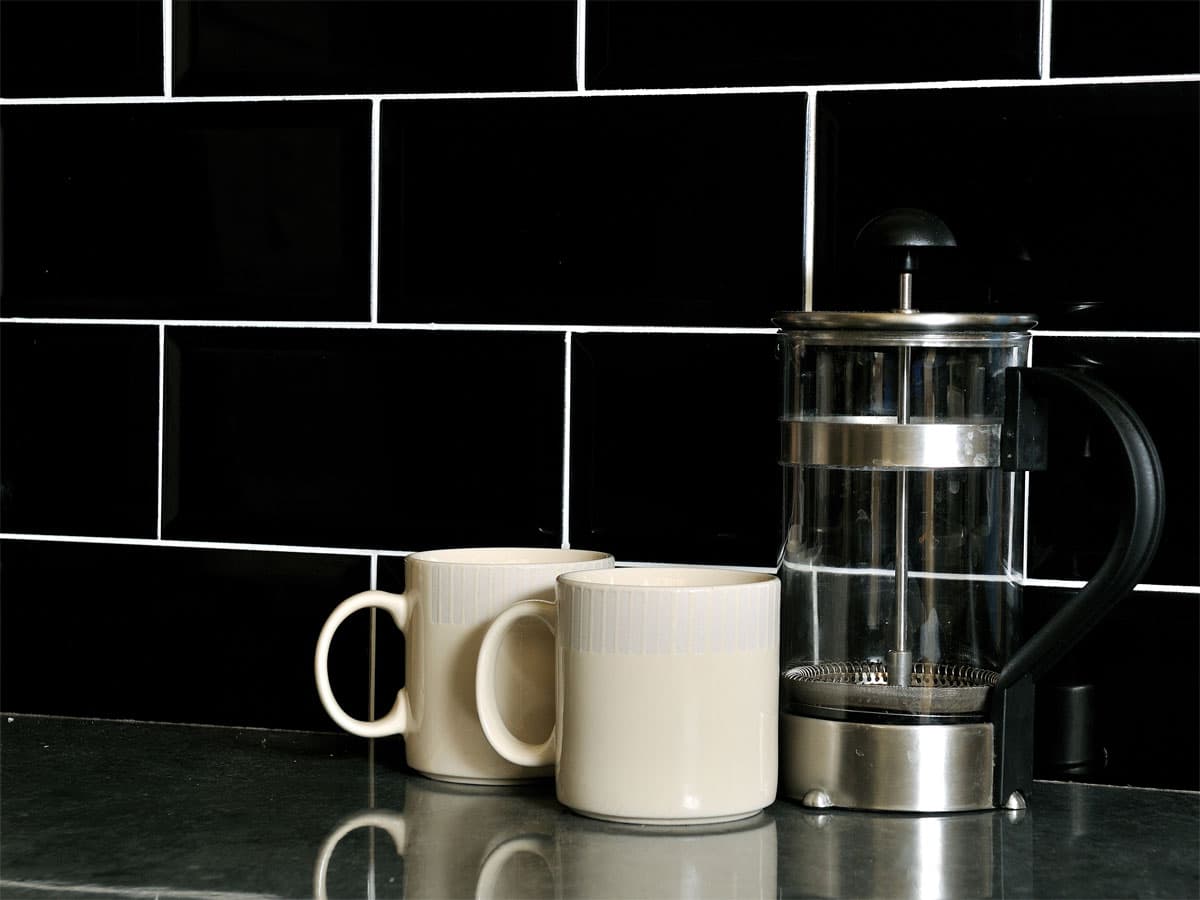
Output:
775,209,1164,812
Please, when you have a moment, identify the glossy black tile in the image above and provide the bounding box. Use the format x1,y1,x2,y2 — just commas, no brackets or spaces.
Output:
1052,0,1200,77
1026,338,1198,588
1028,586,1198,791
0,0,162,98
586,1,1039,89
174,0,575,95
814,83,1200,331
0,540,371,729
376,556,407,595
163,328,564,549
569,334,781,566
0,325,159,537
378,94,806,327
0,102,370,321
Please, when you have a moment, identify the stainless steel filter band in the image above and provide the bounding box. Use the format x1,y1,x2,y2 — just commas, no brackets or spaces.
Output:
781,417,1003,469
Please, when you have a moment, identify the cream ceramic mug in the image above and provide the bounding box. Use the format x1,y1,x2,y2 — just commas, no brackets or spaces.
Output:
476,567,780,823
314,548,613,784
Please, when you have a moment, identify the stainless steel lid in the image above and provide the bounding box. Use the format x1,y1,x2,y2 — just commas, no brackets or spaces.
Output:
774,310,1038,333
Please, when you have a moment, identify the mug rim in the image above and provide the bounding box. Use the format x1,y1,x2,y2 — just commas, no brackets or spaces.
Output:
407,547,613,566
558,566,777,590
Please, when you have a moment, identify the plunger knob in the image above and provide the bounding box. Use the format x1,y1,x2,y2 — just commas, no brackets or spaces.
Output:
855,208,958,312
855,207,958,272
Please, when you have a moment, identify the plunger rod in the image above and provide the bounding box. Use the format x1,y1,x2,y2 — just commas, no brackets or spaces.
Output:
889,272,914,688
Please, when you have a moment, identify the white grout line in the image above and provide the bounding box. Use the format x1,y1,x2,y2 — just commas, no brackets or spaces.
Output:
7,318,1198,340
781,562,1018,583
156,325,165,539
369,99,381,324
162,0,173,97
0,317,778,335
618,559,780,574
802,90,817,312
1033,330,1200,339
623,559,1200,595
3,532,1195,594
1024,578,1200,595
0,532,415,558
561,332,573,549
1039,0,1053,81
576,0,587,92
1,74,1196,106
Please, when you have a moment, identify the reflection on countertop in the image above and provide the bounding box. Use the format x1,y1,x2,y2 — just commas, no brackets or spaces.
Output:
315,781,777,899
1,715,1196,899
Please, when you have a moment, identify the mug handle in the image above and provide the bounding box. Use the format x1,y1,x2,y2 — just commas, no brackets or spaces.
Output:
312,810,407,900
315,590,410,738
475,834,557,900
475,599,557,768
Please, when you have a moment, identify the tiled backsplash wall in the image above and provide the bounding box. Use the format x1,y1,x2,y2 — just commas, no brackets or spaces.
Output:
1,1,1197,790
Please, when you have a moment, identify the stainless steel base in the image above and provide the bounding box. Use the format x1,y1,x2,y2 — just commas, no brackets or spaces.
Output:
781,713,996,812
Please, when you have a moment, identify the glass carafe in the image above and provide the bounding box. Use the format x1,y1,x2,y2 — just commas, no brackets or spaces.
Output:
778,313,1032,722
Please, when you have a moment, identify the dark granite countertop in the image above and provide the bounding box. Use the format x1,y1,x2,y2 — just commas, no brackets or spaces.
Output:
1,714,1196,899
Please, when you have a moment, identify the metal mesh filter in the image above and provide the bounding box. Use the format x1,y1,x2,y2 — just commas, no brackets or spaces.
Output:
783,661,999,717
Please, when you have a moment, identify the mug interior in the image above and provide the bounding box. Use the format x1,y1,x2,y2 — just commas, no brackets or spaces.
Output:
410,547,612,566
558,567,776,589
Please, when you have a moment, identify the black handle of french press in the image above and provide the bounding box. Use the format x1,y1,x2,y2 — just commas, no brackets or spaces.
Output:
996,367,1165,688
989,367,1163,807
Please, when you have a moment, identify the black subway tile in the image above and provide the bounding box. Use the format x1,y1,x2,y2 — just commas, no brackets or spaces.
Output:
1027,338,1198,588
163,328,564,549
814,83,1200,331
0,325,159,538
379,95,806,327
587,0,1039,89
173,0,575,95
1052,0,1200,77
0,540,371,730
0,0,163,98
1027,586,1198,791
569,333,782,566
0,102,370,321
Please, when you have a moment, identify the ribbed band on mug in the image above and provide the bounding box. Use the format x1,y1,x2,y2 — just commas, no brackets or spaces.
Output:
559,584,780,656
414,558,613,626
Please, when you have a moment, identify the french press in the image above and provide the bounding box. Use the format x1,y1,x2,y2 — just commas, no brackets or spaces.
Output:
775,210,1164,812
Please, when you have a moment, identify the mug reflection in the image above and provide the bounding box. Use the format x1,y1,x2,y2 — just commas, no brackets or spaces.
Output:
478,814,778,900
314,777,779,899
315,777,555,899
315,771,1037,898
